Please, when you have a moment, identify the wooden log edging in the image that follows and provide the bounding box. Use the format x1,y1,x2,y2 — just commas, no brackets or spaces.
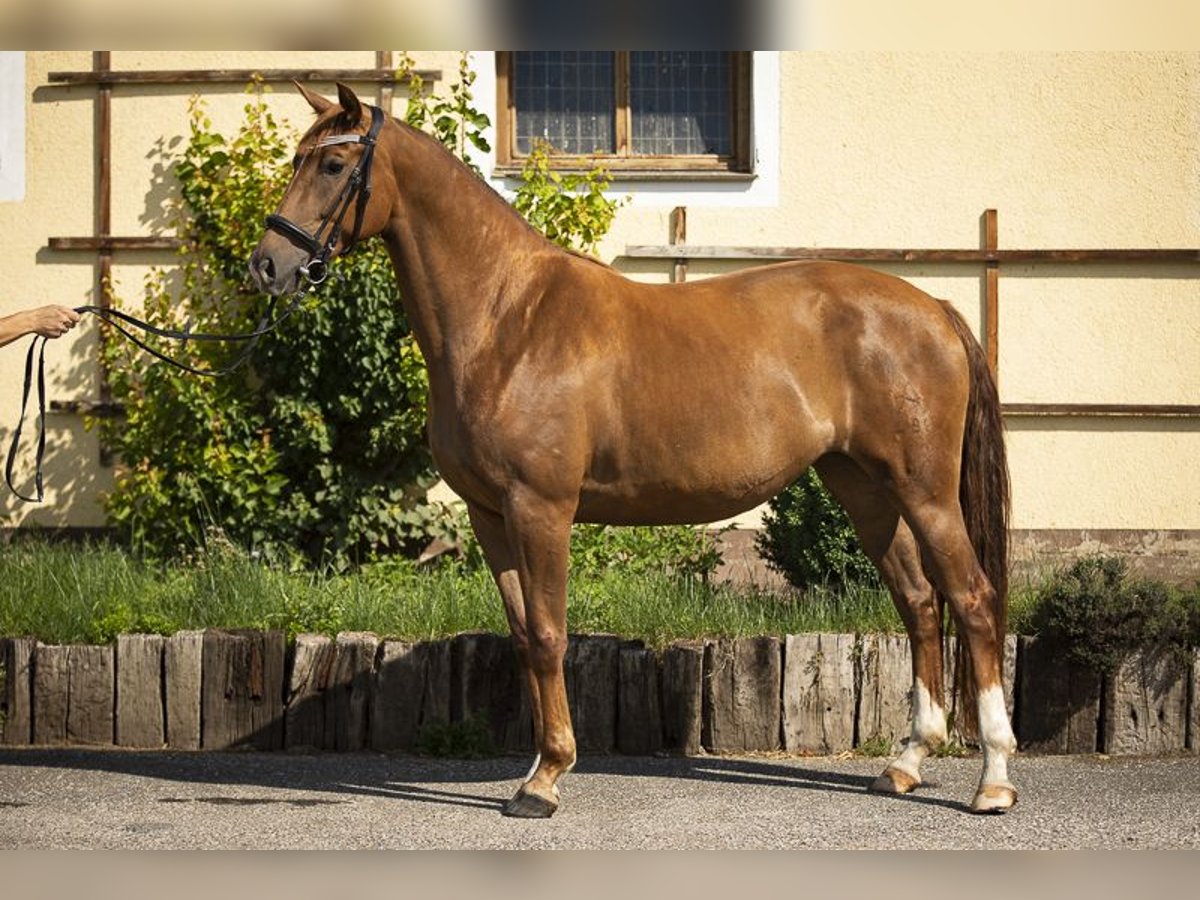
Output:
1,630,1197,756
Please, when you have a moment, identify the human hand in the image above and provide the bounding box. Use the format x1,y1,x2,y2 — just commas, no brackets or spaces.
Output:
27,304,82,339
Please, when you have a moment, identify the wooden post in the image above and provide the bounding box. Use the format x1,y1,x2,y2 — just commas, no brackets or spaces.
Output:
375,51,394,115
616,641,662,756
326,632,380,752
1,638,35,745
659,640,704,755
451,632,531,751
116,634,165,748
983,208,1000,383
67,645,115,745
1016,636,1101,753
1190,649,1199,753
702,636,782,753
201,629,285,750
371,639,452,752
165,631,203,750
856,634,911,752
33,645,70,744
564,635,620,752
284,633,334,751
782,633,856,754
670,206,687,283
1102,650,1189,754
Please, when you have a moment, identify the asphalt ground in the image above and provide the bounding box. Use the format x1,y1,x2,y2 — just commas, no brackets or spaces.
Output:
1,747,1199,850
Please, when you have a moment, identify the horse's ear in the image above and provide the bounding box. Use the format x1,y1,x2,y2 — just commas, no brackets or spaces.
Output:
335,82,363,123
294,80,332,115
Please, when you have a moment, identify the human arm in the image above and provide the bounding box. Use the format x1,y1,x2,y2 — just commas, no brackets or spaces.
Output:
0,305,82,348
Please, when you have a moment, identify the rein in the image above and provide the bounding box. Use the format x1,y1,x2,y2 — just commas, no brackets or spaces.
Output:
5,105,385,503
4,293,306,503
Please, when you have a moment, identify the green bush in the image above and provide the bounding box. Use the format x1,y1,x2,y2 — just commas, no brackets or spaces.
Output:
97,91,435,569
756,470,877,591
1028,555,1197,676
570,524,723,581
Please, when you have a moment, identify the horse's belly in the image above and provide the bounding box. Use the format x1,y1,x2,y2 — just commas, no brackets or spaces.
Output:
576,447,818,526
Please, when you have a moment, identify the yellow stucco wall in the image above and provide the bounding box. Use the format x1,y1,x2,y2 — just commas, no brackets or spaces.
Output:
1,51,1197,533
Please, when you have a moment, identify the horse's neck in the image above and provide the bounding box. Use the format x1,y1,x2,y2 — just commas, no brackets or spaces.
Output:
380,122,553,379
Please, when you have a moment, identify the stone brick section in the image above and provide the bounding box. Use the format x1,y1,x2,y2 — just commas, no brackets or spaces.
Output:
326,632,380,752
451,632,531,751
856,634,911,753
1016,635,1102,754
116,634,165,749
1102,649,1190,755
284,633,335,751
165,631,203,750
659,640,704,755
564,634,620,753
370,639,451,752
782,633,855,754
1,637,34,745
616,641,662,756
702,636,782,753
201,629,285,750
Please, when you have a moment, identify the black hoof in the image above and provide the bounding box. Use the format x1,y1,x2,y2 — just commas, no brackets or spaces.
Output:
501,788,558,819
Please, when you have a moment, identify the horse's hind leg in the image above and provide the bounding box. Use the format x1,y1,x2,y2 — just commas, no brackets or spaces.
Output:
814,454,948,794
890,491,1017,813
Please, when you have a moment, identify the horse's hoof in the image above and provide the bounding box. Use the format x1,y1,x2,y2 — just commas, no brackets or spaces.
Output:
869,766,920,795
971,783,1018,814
501,787,558,819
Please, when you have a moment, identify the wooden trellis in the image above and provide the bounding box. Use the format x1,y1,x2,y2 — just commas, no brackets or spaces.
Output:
41,51,438,431
630,206,1200,419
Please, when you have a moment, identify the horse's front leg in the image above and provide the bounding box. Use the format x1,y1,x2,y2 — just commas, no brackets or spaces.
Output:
466,503,544,758
497,489,576,819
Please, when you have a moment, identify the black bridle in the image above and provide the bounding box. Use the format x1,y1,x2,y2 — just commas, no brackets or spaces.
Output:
265,104,385,286
5,107,388,504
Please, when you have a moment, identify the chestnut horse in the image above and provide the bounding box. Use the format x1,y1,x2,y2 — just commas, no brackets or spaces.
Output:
250,83,1017,817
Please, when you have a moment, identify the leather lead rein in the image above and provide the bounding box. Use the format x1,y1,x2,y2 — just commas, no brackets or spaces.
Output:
6,105,385,503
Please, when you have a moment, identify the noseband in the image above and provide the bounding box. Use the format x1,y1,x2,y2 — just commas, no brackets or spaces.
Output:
265,104,385,285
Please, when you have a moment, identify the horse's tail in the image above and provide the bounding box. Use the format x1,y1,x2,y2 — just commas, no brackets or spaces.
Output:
937,300,1010,739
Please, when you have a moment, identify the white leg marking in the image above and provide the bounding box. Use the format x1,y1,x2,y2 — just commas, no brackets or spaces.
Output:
891,678,947,781
978,684,1016,786
523,753,542,784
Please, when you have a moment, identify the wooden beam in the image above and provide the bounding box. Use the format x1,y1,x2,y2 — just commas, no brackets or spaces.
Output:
48,236,183,252
95,51,114,462
1002,403,1200,418
623,245,1200,264
47,68,440,87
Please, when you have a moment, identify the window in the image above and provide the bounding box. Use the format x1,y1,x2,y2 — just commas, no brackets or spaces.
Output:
495,51,752,178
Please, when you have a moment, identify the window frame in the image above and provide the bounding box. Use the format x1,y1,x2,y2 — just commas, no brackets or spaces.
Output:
494,51,753,180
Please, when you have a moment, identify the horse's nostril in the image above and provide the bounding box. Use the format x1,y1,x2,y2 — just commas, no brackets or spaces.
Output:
261,256,276,281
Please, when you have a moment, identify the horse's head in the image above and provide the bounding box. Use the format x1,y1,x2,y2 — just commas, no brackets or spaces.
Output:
250,82,393,296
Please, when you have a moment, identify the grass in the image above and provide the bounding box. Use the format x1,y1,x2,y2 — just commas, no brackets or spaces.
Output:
0,537,1079,648
0,537,907,647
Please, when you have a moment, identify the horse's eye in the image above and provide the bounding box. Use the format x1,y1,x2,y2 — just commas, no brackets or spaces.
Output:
323,159,346,176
